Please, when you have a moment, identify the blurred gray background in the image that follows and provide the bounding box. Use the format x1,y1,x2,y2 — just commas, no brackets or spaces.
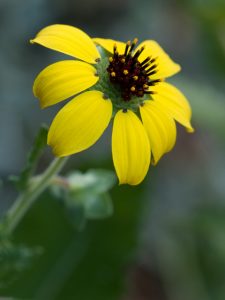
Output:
1,0,225,299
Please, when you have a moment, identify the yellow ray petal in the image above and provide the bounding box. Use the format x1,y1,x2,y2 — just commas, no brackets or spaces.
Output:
140,101,176,165
136,40,181,79
151,82,194,132
48,91,112,156
31,24,100,64
93,38,126,55
112,110,150,185
33,60,99,108
140,104,166,164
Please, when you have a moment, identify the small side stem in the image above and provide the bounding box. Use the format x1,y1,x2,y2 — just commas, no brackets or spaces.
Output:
3,157,68,235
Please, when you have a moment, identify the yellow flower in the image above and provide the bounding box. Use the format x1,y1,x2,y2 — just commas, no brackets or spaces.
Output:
31,24,194,185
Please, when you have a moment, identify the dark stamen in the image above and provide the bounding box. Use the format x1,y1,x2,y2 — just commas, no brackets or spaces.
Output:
146,64,157,73
124,41,131,56
145,90,156,94
113,44,118,58
146,70,157,76
148,79,161,86
150,57,157,63
141,62,150,70
127,38,138,56
132,46,145,60
106,38,159,101
140,56,151,66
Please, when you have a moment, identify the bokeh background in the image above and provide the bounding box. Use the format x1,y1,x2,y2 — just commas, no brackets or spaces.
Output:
1,0,225,299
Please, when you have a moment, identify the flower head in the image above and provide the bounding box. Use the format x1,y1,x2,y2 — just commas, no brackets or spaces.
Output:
31,24,194,185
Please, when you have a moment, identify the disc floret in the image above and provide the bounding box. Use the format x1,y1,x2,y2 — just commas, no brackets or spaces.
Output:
107,39,159,101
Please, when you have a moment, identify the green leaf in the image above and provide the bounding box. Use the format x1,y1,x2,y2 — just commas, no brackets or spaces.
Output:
11,125,48,190
65,169,115,221
0,235,42,288
2,184,144,299
68,169,116,194
84,192,113,219
49,169,116,228
65,201,86,231
66,191,113,222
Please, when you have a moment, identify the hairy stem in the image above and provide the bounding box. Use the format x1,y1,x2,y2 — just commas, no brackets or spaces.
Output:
3,157,68,235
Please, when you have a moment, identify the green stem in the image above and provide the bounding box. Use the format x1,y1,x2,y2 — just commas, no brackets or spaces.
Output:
4,157,69,235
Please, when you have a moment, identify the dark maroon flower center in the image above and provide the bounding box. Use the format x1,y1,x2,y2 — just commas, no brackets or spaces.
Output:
107,39,160,101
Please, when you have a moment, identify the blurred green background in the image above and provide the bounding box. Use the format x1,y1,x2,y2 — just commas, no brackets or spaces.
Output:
1,0,225,299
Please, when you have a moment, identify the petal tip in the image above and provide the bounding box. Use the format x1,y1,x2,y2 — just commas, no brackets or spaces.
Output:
32,25,100,63
40,102,47,109
176,63,181,72
118,179,142,186
151,157,159,166
186,126,195,133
